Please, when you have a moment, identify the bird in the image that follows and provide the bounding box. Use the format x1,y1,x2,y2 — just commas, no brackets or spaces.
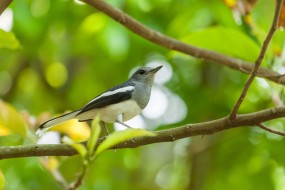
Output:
36,65,163,136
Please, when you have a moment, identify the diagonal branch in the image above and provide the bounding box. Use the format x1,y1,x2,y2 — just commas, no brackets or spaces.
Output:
257,123,285,136
81,0,285,85
1,106,285,160
229,0,284,120
0,0,13,15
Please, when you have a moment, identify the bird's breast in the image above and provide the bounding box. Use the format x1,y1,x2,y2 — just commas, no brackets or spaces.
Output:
76,100,142,123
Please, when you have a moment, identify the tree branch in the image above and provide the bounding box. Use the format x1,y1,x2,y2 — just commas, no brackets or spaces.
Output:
1,106,285,160
81,0,285,85
0,0,12,15
257,123,285,136
229,0,284,120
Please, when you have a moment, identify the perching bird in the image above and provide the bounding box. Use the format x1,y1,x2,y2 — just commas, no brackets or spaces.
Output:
36,66,163,136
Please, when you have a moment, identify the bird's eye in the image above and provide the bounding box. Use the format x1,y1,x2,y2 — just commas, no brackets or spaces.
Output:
139,69,146,74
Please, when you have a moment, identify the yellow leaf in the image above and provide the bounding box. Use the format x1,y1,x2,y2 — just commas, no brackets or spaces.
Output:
0,100,26,137
52,118,90,142
0,170,5,190
224,0,236,8
0,124,11,136
47,157,59,170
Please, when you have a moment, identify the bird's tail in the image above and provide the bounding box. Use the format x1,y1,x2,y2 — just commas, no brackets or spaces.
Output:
36,110,80,136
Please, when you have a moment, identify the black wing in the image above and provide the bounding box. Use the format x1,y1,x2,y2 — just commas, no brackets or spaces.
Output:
77,83,134,115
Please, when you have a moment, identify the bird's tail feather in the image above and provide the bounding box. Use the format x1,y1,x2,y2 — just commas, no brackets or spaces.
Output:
36,110,80,136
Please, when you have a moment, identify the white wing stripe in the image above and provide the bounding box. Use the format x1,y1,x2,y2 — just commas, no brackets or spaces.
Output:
87,86,134,105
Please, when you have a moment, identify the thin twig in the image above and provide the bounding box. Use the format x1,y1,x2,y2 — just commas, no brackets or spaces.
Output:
0,106,285,159
40,158,69,189
51,169,70,189
0,0,13,15
69,163,88,190
257,123,285,136
81,0,285,85
229,0,284,120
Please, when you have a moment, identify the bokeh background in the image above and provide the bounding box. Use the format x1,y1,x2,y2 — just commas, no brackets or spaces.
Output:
1,0,285,189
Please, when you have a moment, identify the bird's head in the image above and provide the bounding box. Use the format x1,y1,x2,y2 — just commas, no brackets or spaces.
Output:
129,66,163,84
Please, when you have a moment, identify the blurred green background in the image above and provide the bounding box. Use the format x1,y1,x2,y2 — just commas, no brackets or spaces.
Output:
1,0,285,189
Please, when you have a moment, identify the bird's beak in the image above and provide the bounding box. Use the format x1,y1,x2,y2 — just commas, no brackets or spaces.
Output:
150,65,163,73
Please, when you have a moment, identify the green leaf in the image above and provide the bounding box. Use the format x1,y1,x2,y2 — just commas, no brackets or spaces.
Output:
87,117,101,157
62,136,87,158
0,135,24,146
0,29,20,49
0,170,5,190
95,129,156,156
181,26,260,61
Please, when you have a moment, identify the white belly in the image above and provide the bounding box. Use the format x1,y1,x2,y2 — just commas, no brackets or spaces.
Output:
76,100,142,123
